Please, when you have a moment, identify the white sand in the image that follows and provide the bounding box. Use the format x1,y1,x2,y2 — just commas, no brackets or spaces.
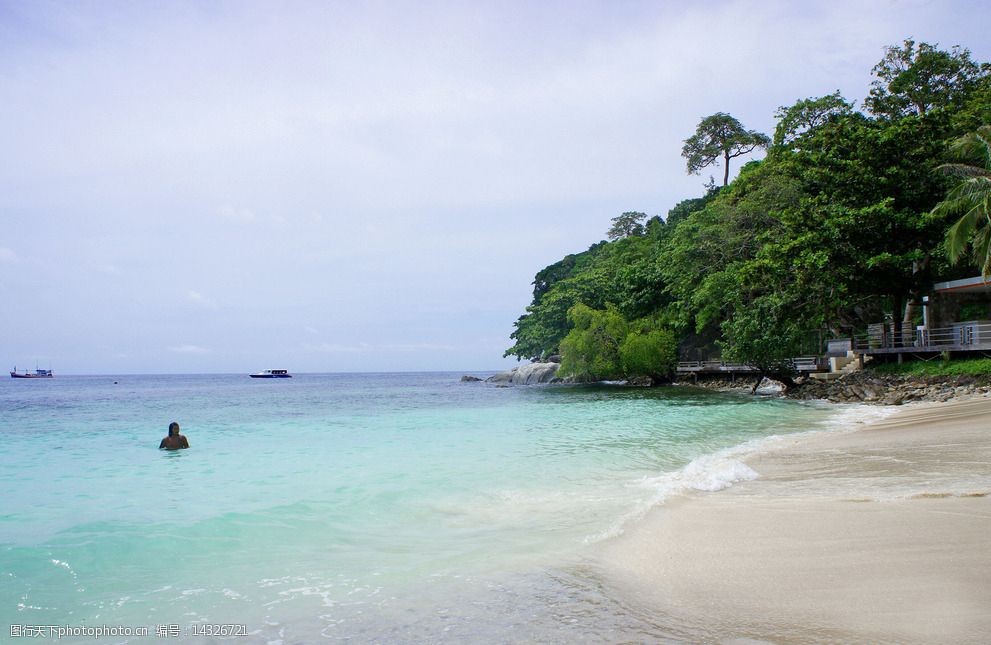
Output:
597,397,991,644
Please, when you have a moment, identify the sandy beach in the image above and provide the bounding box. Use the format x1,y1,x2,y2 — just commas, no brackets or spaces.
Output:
597,397,991,644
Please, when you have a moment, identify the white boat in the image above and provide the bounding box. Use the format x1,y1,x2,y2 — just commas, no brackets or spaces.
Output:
10,366,53,379
249,369,292,378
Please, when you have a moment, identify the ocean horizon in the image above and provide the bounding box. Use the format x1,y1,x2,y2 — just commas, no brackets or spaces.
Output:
1,372,871,642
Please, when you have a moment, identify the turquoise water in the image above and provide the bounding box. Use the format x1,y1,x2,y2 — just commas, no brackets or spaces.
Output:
1,373,839,642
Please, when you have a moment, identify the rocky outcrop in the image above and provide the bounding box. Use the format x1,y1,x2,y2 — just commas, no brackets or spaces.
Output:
679,371,991,405
486,362,561,385
787,371,991,405
460,375,483,382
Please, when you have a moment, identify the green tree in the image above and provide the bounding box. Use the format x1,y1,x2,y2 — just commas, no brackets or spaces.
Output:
530,242,607,305
933,126,991,275
772,91,854,148
505,234,659,360
505,267,611,360
606,211,648,240
720,296,805,391
682,112,770,186
866,39,988,119
619,324,678,382
659,161,790,336
506,36,990,390
951,75,991,132
664,190,719,228
558,304,628,381
769,103,958,330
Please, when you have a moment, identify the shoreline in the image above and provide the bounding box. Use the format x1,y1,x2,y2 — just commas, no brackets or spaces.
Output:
595,396,991,644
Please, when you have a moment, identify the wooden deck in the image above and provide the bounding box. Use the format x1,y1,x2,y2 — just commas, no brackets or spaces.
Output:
677,322,991,376
856,321,991,357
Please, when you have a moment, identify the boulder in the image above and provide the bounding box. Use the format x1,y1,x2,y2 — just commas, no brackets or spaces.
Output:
625,375,654,387
460,375,483,382
485,361,561,385
485,370,514,384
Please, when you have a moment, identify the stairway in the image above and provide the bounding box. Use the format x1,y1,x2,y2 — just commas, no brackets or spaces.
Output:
809,351,867,381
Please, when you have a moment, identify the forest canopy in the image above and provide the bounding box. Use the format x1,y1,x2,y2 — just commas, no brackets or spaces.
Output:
505,39,991,384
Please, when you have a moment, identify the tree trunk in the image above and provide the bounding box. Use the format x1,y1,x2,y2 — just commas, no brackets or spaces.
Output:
723,151,731,186
903,255,931,330
751,374,763,394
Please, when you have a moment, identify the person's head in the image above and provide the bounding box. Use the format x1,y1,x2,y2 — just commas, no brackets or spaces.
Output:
168,421,180,436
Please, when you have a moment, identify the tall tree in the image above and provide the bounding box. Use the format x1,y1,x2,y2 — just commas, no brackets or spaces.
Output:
682,112,770,186
772,91,854,148
932,126,991,275
866,39,988,119
606,211,648,240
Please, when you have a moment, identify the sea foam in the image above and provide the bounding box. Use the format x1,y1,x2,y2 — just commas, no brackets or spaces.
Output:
589,401,898,542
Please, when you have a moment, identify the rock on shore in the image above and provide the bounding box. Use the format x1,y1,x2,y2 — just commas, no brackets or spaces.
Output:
485,362,561,385
683,371,991,405
788,371,991,405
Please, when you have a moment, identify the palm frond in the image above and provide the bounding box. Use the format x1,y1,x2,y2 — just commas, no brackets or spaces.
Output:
945,203,983,262
947,127,991,170
937,163,991,179
935,128,991,274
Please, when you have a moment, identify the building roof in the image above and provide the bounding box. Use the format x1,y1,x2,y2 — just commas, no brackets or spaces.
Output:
933,275,991,294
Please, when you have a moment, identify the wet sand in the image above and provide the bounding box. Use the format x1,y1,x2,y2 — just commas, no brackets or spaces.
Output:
597,397,991,644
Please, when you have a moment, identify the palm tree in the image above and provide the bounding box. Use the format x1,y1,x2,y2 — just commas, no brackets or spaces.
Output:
933,125,991,275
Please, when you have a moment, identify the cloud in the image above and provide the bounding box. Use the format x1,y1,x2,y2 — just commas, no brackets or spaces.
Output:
187,290,218,309
303,341,459,354
218,204,256,223
0,247,19,264
303,342,370,354
3,1,988,374
168,344,211,354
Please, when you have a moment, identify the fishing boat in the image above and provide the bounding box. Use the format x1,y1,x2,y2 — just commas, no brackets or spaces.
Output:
249,369,292,378
11,366,54,379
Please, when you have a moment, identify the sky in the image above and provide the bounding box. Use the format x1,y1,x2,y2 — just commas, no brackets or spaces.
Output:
2,0,990,375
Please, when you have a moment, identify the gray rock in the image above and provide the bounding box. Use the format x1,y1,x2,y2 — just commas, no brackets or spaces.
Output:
460,375,483,382
485,362,560,385
485,370,514,383
625,375,654,387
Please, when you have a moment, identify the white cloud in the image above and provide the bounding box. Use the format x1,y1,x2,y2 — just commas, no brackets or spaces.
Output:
187,290,218,309
303,341,459,354
2,1,988,373
0,247,19,264
303,342,370,354
168,344,211,354
218,204,256,223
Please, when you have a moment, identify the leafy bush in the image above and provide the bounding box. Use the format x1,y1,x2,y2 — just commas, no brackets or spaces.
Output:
619,328,678,379
558,305,678,382
558,304,627,381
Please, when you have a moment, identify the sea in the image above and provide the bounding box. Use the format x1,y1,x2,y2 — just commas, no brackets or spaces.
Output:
0,372,865,643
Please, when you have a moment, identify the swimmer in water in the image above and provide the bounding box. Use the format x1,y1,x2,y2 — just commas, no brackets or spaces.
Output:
159,421,190,450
